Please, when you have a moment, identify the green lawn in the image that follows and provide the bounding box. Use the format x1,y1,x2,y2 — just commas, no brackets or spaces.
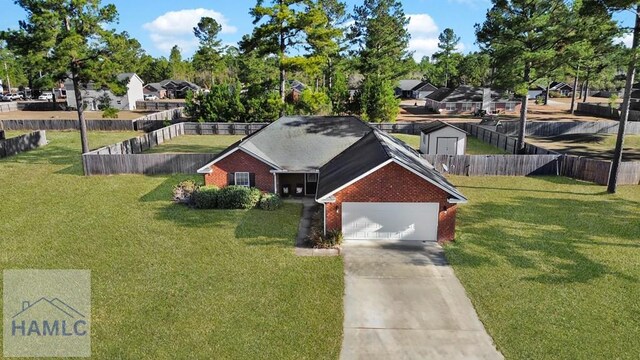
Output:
446,176,640,359
392,133,507,155
528,133,640,161
0,131,343,359
144,135,245,154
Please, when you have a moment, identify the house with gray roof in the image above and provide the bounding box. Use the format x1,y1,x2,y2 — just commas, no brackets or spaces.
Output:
425,86,520,114
395,80,437,99
143,79,201,99
197,116,467,243
64,73,144,111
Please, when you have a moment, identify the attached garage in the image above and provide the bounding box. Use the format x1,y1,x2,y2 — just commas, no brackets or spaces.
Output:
342,202,439,241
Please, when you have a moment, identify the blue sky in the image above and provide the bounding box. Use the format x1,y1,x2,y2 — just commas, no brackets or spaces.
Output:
1,0,634,61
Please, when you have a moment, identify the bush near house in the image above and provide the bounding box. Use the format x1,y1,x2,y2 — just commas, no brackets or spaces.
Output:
307,209,343,248
192,185,220,209
102,107,119,119
215,186,262,210
258,193,283,211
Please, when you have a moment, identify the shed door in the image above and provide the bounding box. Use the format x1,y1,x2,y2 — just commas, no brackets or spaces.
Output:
342,202,439,241
436,137,458,155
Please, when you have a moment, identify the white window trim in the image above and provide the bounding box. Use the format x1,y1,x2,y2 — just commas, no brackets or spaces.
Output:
235,172,250,187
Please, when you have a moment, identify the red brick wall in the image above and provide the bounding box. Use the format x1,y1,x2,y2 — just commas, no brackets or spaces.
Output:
203,150,274,192
324,162,458,243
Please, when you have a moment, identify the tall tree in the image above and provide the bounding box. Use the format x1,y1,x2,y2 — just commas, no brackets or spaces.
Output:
457,52,490,87
168,45,193,81
192,17,224,87
476,0,570,153
582,0,639,193
242,0,309,105
432,28,461,88
3,0,122,155
348,0,410,122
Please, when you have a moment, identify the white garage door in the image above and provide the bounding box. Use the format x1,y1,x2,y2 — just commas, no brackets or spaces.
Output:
342,202,439,241
436,137,458,155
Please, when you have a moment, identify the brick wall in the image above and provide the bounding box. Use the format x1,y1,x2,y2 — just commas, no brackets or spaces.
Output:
203,150,274,191
324,162,458,243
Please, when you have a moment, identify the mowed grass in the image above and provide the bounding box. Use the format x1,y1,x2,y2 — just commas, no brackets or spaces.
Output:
143,134,245,154
0,131,343,359
392,133,507,154
528,133,640,161
445,176,640,359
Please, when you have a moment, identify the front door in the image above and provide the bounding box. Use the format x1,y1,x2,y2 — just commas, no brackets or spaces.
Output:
436,137,458,155
305,173,318,196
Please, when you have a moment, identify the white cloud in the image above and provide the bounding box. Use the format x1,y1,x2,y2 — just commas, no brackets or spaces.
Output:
409,37,440,61
616,33,633,48
406,13,439,61
143,8,237,54
407,14,438,34
405,13,465,61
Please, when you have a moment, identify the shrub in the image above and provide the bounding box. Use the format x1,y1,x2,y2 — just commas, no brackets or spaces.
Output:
258,193,282,211
173,180,199,205
217,186,261,209
306,209,343,248
102,107,119,119
193,185,220,209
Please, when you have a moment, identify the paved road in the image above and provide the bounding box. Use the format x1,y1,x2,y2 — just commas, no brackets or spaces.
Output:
340,240,503,360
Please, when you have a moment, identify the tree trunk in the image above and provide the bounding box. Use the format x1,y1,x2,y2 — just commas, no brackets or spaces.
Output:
608,4,640,193
544,80,550,105
72,68,89,157
278,0,286,111
583,70,589,102
570,66,579,114
517,63,531,153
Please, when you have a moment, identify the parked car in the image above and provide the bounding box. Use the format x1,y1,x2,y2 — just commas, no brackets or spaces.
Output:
144,94,158,101
1,93,20,101
38,92,53,100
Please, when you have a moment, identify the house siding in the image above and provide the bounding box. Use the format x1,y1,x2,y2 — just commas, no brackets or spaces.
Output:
204,150,275,191
324,162,458,243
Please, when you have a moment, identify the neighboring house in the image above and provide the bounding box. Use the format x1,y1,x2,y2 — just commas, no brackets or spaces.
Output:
528,85,546,100
144,79,200,99
419,121,467,155
289,80,307,102
425,86,520,114
412,81,438,99
65,73,144,111
549,81,573,96
197,116,467,243
348,74,364,100
143,82,167,99
395,80,423,98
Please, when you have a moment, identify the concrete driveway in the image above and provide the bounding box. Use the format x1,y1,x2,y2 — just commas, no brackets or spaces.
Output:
340,240,503,360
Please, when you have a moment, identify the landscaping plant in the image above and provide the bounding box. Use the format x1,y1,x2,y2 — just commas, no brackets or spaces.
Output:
258,193,283,211
216,186,262,209
192,185,220,209
172,180,199,205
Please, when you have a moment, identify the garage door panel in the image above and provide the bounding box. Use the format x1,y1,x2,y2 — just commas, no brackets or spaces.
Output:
342,202,438,241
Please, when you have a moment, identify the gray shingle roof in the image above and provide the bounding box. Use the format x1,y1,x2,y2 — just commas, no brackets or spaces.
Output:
199,116,372,172
316,128,467,202
397,80,424,91
420,120,468,135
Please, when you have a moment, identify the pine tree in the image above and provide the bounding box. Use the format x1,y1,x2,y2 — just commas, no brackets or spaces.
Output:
432,28,461,88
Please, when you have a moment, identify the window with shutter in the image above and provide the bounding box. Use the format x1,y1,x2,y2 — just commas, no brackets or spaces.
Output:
234,172,250,187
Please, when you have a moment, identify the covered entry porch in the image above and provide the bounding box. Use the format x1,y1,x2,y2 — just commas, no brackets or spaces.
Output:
272,171,318,197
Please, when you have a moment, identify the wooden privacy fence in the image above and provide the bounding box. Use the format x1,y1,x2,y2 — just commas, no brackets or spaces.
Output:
83,122,215,175
458,122,558,155
424,154,640,185
0,108,184,132
576,102,640,122
497,118,640,137
135,101,185,111
424,154,561,176
0,130,47,158
0,102,18,113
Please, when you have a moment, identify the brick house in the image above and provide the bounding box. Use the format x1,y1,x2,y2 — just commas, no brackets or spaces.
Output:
197,116,467,243
425,86,521,114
